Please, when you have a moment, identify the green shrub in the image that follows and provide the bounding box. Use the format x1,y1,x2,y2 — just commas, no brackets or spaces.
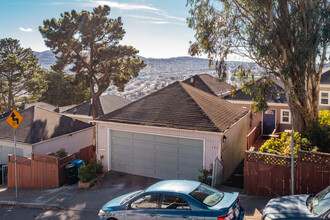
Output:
259,132,317,156
198,164,212,185
78,159,102,183
49,148,68,158
302,110,330,153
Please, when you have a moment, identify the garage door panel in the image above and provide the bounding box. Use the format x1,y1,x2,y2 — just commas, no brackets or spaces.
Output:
112,138,132,148
155,143,178,154
112,160,133,173
133,141,154,151
133,166,155,177
112,130,132,139
112,147,133,156
133,133,154,142
155,164,178,179
134,150,154,160
155,136,178,144
133,158,154,169
155,153,178,163
179,138,203,147
179,147,203,158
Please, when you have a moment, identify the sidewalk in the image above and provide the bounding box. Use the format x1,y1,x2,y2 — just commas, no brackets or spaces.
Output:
0,171,271,219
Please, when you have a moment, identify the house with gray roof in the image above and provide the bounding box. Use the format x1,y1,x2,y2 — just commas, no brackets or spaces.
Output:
0,106,94,165
62,94,131,122
95,81,248,183
320,68,330,110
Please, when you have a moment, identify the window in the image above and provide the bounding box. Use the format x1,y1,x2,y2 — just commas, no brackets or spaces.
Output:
280,110,291,124
130,194,159,209
161,194,190,210
189,184,224,207
320,92,330,105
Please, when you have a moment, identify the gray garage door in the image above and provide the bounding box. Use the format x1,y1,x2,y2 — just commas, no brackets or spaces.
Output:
110,130,204,180
0,145,24,164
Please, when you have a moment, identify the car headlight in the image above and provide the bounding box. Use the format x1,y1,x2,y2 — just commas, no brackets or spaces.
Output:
98,209,106,217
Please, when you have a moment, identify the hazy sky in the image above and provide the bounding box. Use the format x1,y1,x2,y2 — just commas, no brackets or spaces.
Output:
0,0,197,58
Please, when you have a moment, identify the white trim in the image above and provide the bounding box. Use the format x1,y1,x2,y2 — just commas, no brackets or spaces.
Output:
280,109,291,124
320,84,330,88
202,139,206,168
319,91,330,106
94,121,223,136
107,128,111,171
32,126,94,146
226,100,289,107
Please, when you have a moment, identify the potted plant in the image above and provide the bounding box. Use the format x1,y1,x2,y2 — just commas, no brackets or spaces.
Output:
78,160,102,189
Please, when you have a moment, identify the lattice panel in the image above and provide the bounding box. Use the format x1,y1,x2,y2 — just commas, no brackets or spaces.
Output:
8,155,31,166
32,153,58,165
299,151,330,165
58,153,77,166
246,151,294,167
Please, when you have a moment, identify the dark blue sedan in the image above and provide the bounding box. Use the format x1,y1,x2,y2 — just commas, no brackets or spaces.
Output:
98,180,244,220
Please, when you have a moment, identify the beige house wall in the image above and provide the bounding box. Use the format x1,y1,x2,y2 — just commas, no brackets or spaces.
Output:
32,127,94,155
96,121,223,173
221,115,248,182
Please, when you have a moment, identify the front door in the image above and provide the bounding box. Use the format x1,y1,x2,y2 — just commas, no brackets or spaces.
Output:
263,110,276,135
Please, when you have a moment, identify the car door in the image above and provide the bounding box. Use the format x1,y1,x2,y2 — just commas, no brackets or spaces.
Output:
125,193,160,220
157,194,194,220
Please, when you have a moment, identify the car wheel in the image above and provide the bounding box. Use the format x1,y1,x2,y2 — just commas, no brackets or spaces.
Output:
107,218,118,220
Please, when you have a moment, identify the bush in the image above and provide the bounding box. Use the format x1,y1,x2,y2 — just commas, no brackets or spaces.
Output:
259,132,317,156
302,110,330,153
198,164,212,185
49,148,68,158
78,159,102,183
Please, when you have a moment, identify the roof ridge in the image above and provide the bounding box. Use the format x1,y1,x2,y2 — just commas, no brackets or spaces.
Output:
179,82,221,132
197,74,218,96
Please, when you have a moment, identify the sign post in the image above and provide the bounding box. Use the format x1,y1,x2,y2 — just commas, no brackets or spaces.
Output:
6,109,23,199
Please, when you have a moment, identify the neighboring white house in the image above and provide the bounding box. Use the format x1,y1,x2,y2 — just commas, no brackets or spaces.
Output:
95,81,248,182
0,106,94,165
320,68,330,111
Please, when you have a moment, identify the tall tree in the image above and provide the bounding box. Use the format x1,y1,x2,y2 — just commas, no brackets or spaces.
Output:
39,5,146,119
187,0,329,131
0,38,45,112
41,70,90,106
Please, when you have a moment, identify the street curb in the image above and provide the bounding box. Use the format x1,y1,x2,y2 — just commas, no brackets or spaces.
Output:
0,201,97,213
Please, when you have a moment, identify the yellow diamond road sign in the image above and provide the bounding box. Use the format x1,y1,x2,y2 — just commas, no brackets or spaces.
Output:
6,109,23,130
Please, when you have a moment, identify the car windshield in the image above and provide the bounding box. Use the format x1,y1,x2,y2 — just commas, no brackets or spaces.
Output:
120,190,144,205
312,186,330,215
189,183,224,207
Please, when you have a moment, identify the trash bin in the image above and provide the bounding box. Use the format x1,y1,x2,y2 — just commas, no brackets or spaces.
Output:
70,159,84,179
65,163,78,185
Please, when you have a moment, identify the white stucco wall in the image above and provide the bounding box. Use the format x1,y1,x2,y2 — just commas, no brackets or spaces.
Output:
32,127,94,155
0,139,32,160
96,122,222,172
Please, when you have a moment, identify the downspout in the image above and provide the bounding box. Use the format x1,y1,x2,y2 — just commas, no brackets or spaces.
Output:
95,122,101,162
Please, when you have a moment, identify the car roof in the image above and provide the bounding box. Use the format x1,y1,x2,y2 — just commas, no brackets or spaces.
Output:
145,180,200,194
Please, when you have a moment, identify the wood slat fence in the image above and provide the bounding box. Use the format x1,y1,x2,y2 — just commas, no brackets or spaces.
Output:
244,150,330,196
247,122,261,150
7,145,96,189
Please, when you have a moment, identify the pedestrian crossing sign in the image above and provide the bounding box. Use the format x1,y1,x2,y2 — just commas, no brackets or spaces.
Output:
6,109,23,130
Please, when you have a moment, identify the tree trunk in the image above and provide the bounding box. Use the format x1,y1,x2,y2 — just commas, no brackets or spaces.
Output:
91,94,99,119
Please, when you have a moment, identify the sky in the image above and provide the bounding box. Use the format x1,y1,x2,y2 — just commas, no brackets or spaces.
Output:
0,0,197,58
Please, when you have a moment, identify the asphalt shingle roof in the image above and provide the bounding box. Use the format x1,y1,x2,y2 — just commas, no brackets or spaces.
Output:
224,79,287,103
64,95,131,117
321,68,330,84
0,106,93,144
183,74,232,96
99,81,248,133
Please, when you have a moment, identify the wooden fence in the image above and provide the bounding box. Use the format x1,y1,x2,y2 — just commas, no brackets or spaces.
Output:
244,150,330,196
247,122,261,150
7,145,96,189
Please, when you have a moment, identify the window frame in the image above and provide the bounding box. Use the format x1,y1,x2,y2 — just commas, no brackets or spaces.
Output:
280,109,291,124
128,193,160,210
320,91,330,106
160,194,191,210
